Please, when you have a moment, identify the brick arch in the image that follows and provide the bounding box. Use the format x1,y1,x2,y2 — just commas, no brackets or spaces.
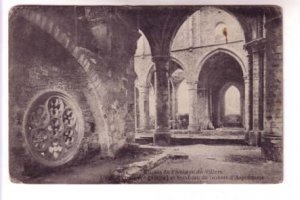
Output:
195,48,247,83
18,10,106,74
16,9,112,156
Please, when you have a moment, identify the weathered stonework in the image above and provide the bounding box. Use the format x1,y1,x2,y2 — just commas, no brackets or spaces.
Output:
134,7,249,133
262,15,283,161
10,6,140,179
133,6,282,162
9,6,283,182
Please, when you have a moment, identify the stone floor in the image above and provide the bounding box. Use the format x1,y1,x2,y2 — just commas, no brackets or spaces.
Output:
20,143,282,184
134,144,283,184
20,144,163,184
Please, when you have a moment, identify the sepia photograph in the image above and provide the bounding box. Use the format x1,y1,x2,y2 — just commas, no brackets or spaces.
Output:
8,5,283,184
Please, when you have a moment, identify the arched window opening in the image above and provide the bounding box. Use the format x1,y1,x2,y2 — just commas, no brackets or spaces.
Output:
177,79,189,115
215,22,228,43
135,30,151,57
174,79,189,129
224,85,241,116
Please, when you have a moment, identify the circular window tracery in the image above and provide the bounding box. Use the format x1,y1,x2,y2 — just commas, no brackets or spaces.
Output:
24,91,84,167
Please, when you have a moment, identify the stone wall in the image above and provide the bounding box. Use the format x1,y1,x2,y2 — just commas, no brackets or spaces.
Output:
9,16,101,178
134,7,248,132
172,7,244,50
135,6,247,88
9,6,139,179
261,15,283,161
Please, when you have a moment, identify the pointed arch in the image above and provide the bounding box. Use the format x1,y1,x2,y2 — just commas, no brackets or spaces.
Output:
218,81,245,128
224,85,241,115
15,9,111,155
196,48,247,82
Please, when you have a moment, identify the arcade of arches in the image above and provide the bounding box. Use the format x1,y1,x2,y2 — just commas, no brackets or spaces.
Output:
134,6,282,161
9,6,283,177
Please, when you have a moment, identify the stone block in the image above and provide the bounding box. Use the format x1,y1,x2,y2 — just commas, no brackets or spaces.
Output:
154,133,171,146
247,131,261,146
261,134,283,162
188,124,200,132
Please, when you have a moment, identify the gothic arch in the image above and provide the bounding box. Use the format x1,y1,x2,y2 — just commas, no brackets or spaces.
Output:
196,48,246,129
217,81,245,127
170,6,252,49
170,57,187,73
145,64,156,88
15,9,111,155
214,6,252,42
196,48,247,83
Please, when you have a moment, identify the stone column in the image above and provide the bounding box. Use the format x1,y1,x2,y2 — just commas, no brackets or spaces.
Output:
198,88,212,130
153,56,171,145
187,81,200,132
252,50,262,132
169,81,177,129
134,86,139,132
244,38,266,146
261,16,283,162
243,75,250,131
138,85,150,132
172,85,178,122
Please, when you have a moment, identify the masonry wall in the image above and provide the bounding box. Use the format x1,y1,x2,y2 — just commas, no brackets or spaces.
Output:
134,7,248,131
9,16,102,178
135,6,247,87
9,7,139,179
172,7,244,50
261,15,283,161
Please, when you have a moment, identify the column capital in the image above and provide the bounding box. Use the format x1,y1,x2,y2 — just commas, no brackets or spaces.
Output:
186,81,198,90
198,87,208,97
198,87,207,91
137,85,150,93
244,38,266,53
243,75,250,82
186,81,198,85
152,55,170,64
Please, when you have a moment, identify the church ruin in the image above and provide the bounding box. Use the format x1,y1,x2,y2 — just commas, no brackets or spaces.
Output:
9,5,283,182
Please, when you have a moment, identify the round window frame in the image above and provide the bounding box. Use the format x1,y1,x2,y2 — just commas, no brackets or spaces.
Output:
23,91,84,167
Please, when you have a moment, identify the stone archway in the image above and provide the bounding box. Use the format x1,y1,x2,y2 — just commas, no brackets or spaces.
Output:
197,50,246,130
217,82,244,128
11,9,113,162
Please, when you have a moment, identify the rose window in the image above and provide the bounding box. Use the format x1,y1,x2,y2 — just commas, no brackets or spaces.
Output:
24,92,84,167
